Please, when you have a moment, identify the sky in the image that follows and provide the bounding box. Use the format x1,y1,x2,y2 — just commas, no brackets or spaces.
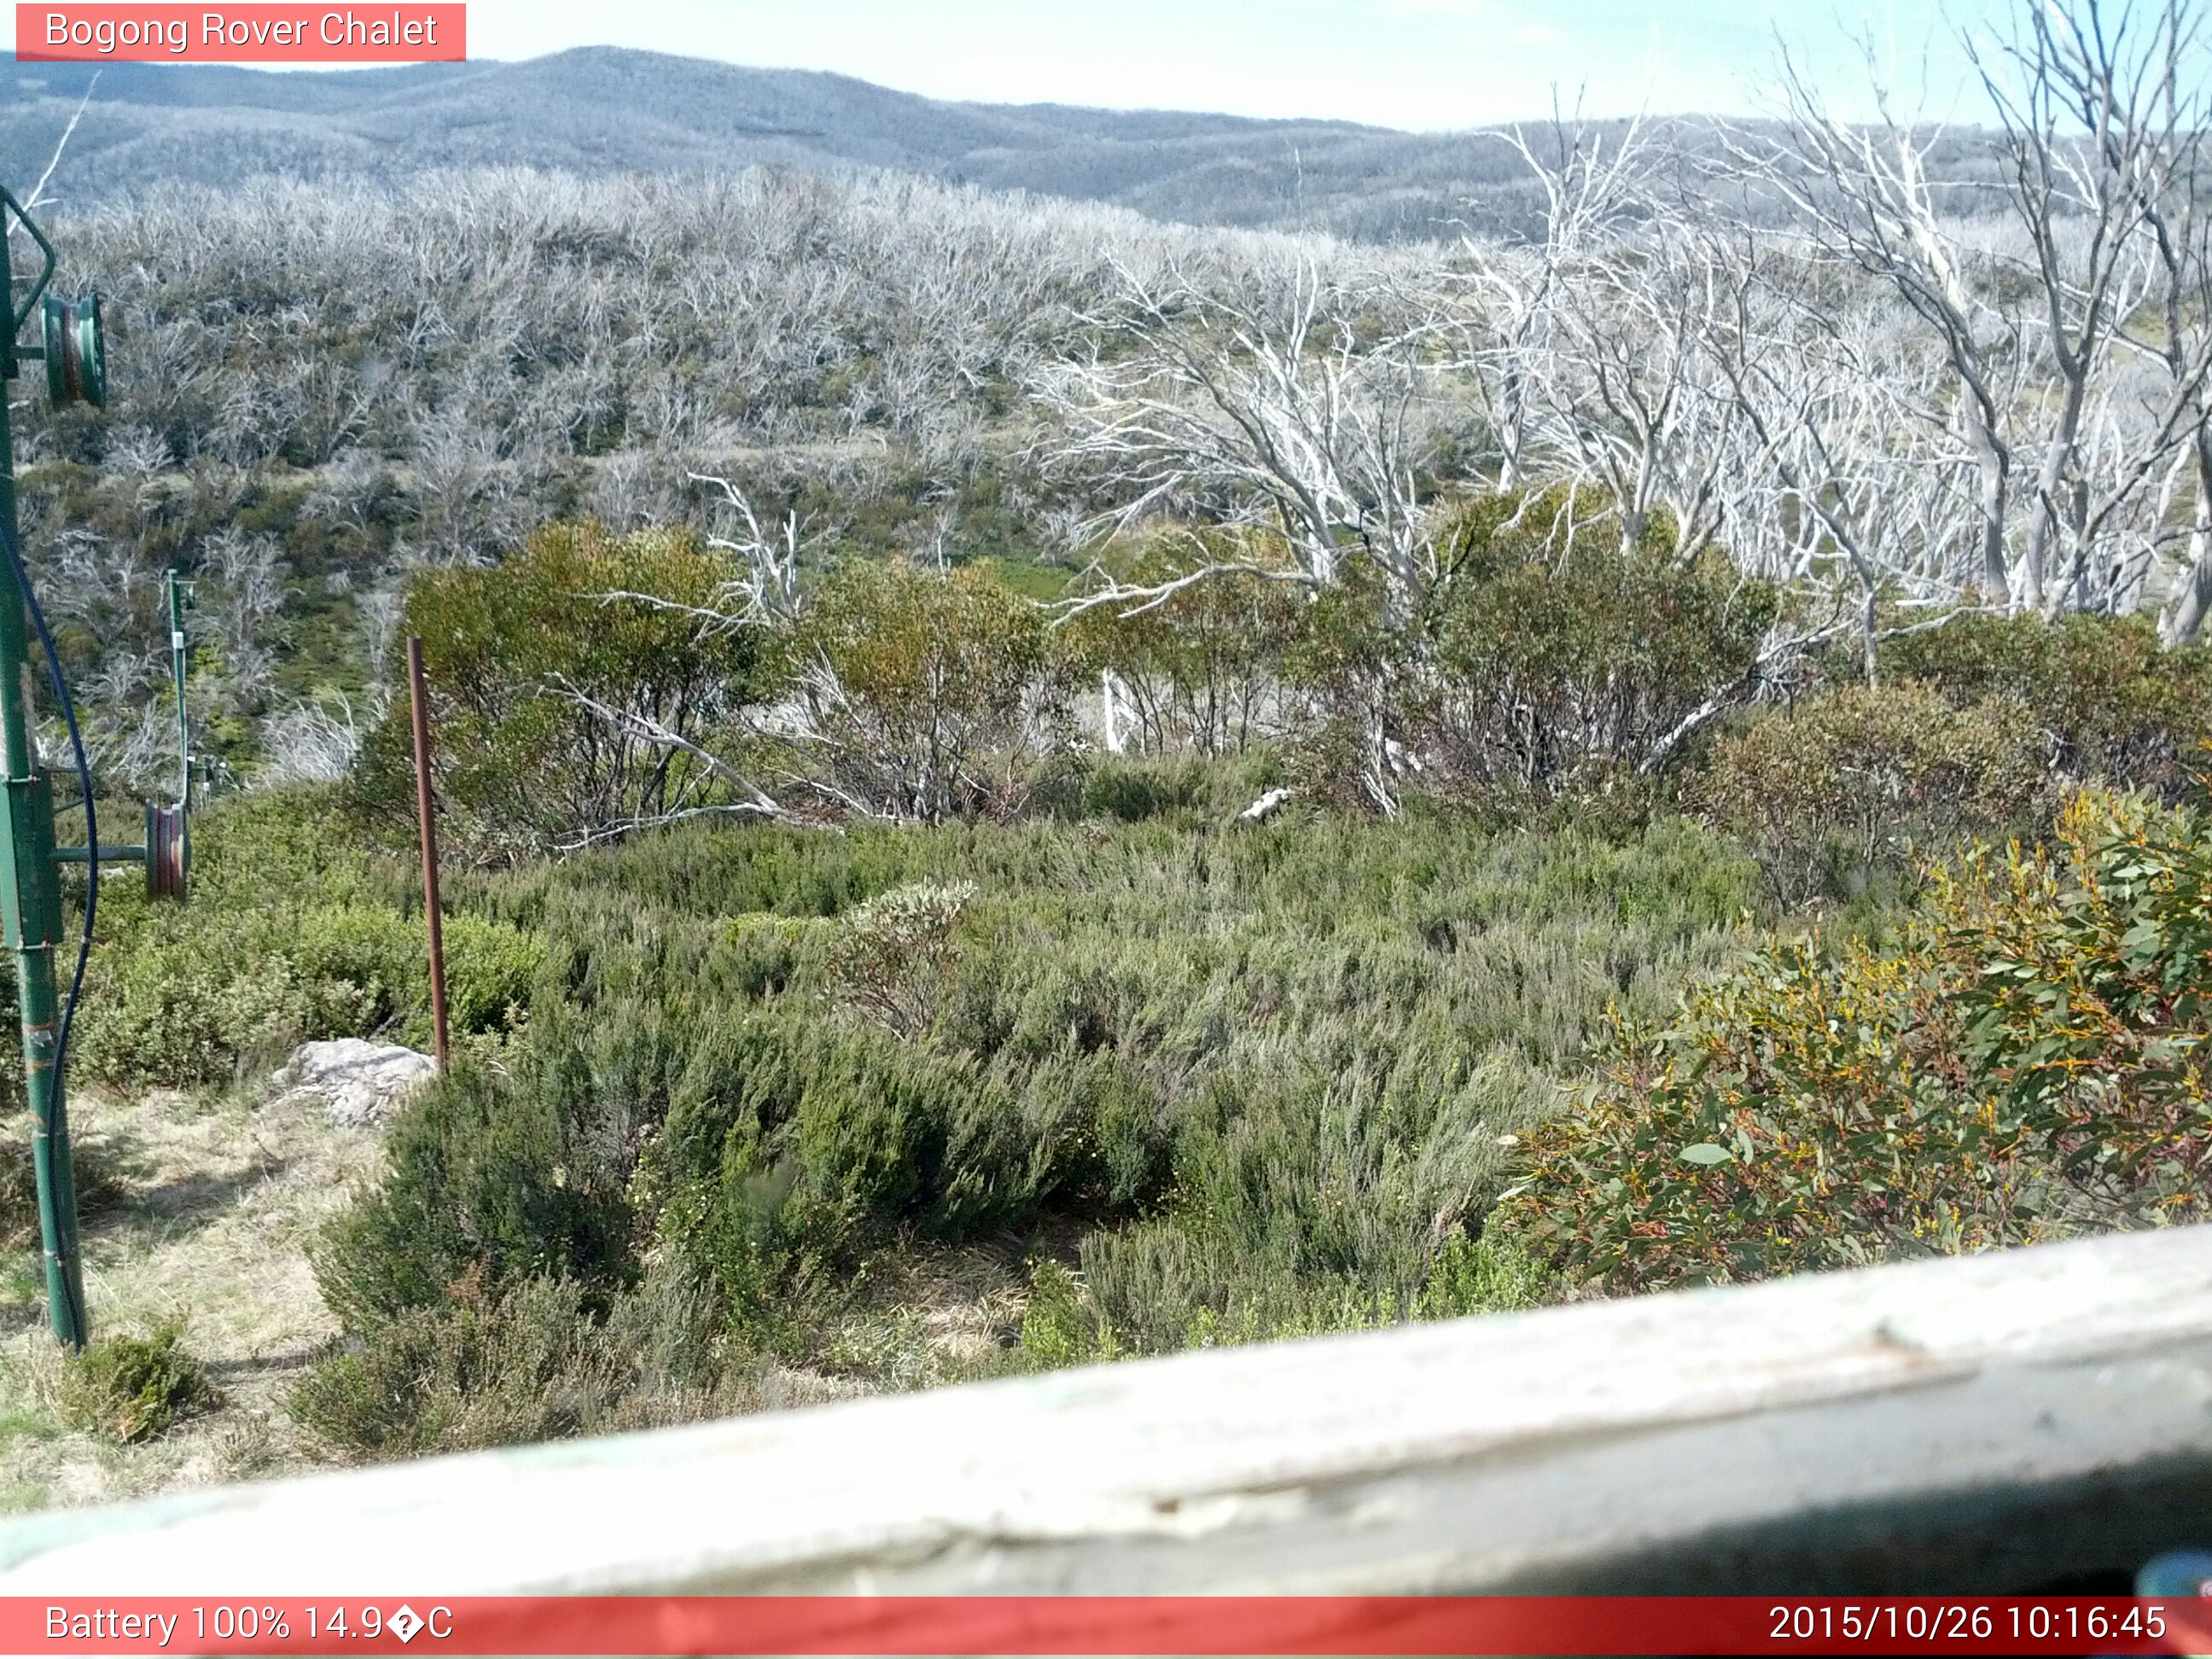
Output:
5,2,2004,131
453,0,1998,131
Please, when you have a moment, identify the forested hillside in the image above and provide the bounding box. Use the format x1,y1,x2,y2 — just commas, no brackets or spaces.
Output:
11,0,2212,1493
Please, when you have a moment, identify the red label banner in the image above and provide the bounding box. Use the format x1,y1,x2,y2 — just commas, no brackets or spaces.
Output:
15,5,465,62
2,1596,2209,1656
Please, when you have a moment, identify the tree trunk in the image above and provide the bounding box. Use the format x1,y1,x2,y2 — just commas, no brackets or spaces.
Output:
2163,432,2212,646
1861,584,1881,688
2026,370,2092,618
1970,429,2012,608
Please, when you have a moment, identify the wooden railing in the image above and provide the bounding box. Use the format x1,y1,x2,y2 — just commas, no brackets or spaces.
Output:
5,1226,2212,1595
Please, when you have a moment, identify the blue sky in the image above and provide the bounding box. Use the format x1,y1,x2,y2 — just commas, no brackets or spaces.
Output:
463,0,1994,130
8,3,2000,130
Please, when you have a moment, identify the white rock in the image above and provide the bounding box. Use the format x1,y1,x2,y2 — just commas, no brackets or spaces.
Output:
273,1038,438,1128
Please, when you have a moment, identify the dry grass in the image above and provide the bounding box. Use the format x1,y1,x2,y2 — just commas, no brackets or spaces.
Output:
0,1080,386,1512
814,1236,1044,1389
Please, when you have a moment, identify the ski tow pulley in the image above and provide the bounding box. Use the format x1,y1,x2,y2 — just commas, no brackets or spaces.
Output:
42,292,105,409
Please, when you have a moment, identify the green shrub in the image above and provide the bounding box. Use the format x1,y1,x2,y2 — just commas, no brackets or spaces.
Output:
1691,683,2047,904
646,1003,1144,1335
0,1127,28,1252
312,1044,643,1330
1410,488,1778,806
1061,528,1302,756
354,521,772,861
73,790,540,1090
1016,1258,1114,1366
77,941,312,1088
1074,757,1214,823
426,914,544,1045
1274,489,1779,816
1882,611,2212,793
1499,789,2212,1294
314,805,1756,1388
79,900,537,1090
822,881,976,1035
1414,1230,1549,1319
783,559,1074,823
293,1267,728,1459
61,1321,218,1443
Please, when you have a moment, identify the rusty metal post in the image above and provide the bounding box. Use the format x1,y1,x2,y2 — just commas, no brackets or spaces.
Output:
406,636,450,1074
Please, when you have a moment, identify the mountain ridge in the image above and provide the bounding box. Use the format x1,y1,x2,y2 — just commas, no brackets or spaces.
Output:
0,46,1562,240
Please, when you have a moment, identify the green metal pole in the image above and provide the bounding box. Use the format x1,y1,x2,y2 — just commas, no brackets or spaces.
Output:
0,207,84,1349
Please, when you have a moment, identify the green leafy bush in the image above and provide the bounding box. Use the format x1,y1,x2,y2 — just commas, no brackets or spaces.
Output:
77,934,317,1088
1882,611,2212,793
646,1003,1150,1338
1413,1230,1549,1319
1691,682,2048,904
355,521,772,862
61,1321,218,1442
1499,789,2212,1294
1061,528,1303,756
1284,489,1779,815
0,1126,28,1252
783,560,1074,822
1412,489,1778,802
74,792,540,1090
1016,1259,1115,1365
1076,760,1194,824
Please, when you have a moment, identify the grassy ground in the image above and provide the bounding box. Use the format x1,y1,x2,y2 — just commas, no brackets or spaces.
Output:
0,1071,1074,1510
0,1081,383,1512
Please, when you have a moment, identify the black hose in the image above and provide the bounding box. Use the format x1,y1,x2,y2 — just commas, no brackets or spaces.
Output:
0,513,94,1344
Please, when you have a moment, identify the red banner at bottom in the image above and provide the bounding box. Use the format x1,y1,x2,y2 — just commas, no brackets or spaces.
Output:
5,1596,2210,1656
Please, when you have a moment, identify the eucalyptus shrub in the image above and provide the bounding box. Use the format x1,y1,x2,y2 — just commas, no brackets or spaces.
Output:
783,559,1074,823
1283,488,1780,814
1061,527,1303,755
1500,789,2212,1293
1882,611,2212,793
1690,682,2049,905
354,521,771,861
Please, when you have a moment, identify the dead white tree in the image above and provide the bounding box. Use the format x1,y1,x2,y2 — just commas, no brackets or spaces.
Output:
1705,219,1998,682
1745,44,2029,608
1519,218,1758,561
17,72,98,215
1458,112,1656,496
688,472,805,627
1970,0,2192,615
1033,253,1453,616
259,695,369,788
2091,1,2212,639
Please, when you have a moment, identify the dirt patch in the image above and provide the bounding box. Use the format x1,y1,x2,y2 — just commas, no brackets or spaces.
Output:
0,1081,385,1511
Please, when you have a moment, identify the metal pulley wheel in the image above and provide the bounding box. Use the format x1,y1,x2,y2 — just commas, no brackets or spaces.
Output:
145,801,187,899
43,292,105,409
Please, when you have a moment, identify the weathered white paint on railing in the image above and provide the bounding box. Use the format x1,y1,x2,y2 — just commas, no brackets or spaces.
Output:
4,1227,2212,1595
